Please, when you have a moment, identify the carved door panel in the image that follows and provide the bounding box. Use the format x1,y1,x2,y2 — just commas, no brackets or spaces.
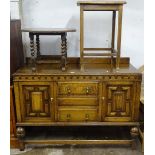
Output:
103,82,134,122
19,82,54,122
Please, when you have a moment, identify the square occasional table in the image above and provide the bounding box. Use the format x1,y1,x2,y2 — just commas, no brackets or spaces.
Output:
77,0,126,69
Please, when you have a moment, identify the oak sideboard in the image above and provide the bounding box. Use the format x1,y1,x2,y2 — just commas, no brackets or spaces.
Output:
13,58,141,150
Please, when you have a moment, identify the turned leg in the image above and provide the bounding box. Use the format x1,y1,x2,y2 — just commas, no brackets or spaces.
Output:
36,34,40,58
61,33,67,71
29,33,36,72
16,127,25,151
130,127,139,150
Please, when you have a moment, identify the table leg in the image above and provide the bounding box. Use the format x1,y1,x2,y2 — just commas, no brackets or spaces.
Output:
36,34,40,58
29,33,36,72
16,127,25,151
61,33,67,71
80,6,84,70
116,6,123,69
111,11,116,68
130,127,139,150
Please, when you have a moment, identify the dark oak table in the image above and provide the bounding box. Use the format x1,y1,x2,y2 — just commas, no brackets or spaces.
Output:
22,28,76,71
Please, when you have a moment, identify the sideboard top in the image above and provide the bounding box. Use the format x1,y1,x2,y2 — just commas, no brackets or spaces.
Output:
13,64,141,76
77,0,127,5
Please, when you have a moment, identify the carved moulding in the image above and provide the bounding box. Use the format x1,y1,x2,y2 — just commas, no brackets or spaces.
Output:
13,75,142,82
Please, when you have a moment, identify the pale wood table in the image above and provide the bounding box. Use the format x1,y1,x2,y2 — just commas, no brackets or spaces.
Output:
22,28,76,71
77,0,126,69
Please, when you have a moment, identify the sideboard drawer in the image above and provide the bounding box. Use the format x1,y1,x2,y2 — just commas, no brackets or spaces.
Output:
57,98,98,106
58,107,98,122
57,82,98,96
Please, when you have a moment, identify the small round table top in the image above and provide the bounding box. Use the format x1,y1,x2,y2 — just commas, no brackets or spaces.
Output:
21,28,76,33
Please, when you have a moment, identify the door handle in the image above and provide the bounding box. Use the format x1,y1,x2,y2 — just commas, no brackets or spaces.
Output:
50,98,53,103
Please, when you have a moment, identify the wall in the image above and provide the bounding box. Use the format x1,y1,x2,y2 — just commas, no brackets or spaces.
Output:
11,0,144,68
10,0,20,19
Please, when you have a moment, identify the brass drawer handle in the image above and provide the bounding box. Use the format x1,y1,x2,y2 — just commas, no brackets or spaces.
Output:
86,87,91,94
66,87,71,95
116,109,121,112
85,114,89,121
66,114,71,121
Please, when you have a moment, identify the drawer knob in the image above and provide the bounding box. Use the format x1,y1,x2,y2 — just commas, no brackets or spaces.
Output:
85,114,89,121
66,114,71,121
102,97,105,100
66,87,71,95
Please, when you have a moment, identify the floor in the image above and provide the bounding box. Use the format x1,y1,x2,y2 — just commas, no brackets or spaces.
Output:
10,140,143,155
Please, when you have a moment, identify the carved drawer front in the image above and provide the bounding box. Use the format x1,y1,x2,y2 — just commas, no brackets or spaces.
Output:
58,107,99,122
57,98,98,106
57,82,98,96
19,83,54,122
103,82,134,122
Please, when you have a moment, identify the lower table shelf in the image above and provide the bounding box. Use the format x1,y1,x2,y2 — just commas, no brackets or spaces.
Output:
18,126,137,150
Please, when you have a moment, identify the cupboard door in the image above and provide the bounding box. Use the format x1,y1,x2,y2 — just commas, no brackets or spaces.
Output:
103,82,135,122
19,82,54,122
